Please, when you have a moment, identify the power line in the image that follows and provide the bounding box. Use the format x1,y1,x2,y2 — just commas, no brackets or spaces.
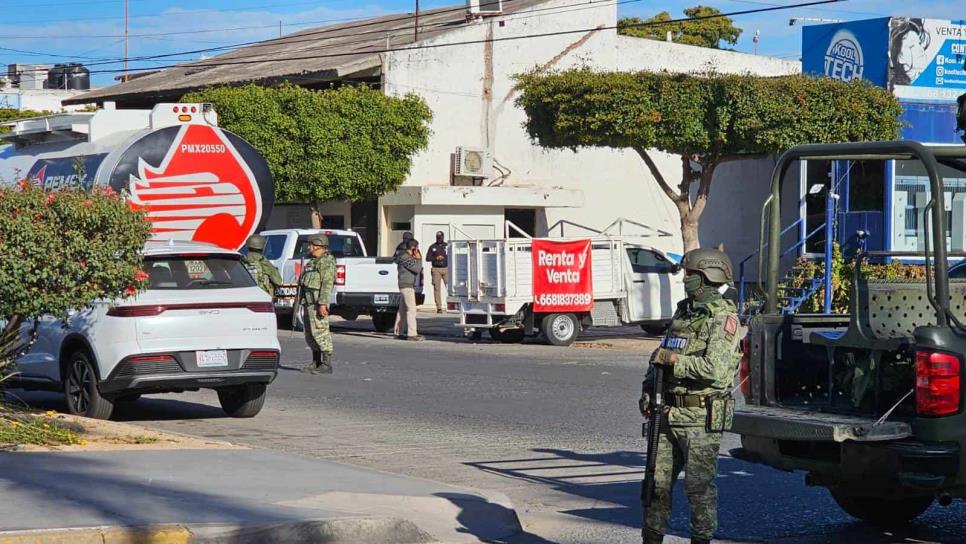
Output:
84,0,844,76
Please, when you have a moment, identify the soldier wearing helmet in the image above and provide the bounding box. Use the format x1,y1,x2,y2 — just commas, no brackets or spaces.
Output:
242,235,283,296
639,246,744,544
299,234,337,375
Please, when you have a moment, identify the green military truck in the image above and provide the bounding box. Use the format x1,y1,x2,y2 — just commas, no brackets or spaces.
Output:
733,140,966,525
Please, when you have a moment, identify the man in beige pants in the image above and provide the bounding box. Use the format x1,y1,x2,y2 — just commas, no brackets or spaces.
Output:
394,239,423,340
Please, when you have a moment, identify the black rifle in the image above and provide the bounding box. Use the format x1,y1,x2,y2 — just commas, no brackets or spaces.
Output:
641,364,666,507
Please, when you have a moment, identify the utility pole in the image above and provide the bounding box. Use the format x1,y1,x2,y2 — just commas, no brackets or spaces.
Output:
753,29,760,55
279,20,282,38
414,0,419,41
123,0,129,82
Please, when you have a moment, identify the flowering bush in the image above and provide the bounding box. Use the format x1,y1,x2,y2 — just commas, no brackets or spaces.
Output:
0,182,152,374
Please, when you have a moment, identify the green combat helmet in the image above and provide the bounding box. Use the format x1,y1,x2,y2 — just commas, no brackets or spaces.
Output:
246,235,267,251
681,247,734,286
308,234,329,247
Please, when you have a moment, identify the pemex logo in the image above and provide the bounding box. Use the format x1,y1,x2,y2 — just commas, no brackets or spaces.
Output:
824,29,864,82
110,124,273,251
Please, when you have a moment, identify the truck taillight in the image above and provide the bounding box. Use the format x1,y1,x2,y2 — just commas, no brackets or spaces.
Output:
916,350,962,417
447,302,458,311
739,335,751,399
335,264,346,286
294,263,303,278
494,303,506,313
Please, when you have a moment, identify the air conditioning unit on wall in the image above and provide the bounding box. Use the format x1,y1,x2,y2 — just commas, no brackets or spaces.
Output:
453,146,494,179
466,0,503,17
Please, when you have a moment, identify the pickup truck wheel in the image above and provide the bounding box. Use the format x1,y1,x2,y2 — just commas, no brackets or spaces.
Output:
217,383,267,418
641,323,669,336
830,489,934,525
542,313,579,347
489,327,526,343
372,313,395,333
63,351,114,420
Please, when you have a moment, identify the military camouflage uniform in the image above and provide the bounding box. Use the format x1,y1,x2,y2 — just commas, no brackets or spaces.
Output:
242,252,283,296
300,252,337,355
642,285,742,543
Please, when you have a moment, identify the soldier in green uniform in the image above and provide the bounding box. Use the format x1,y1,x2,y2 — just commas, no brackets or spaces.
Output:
299,235,337,375
639,247,743,544
242,235,283,296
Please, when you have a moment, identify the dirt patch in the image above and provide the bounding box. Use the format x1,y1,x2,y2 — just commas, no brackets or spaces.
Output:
2,408,241,452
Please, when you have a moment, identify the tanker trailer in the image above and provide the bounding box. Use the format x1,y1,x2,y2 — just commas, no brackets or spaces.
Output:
0,102,273,251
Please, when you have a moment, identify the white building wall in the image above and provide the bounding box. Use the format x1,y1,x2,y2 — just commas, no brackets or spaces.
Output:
0,89,88,112
382,0,801,270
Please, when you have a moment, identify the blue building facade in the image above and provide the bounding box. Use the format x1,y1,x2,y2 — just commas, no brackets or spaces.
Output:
800,18,966,258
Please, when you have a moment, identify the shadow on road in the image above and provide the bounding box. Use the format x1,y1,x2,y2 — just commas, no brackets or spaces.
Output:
436,492,559,544
5,390,226,422
0,452,301,533
466,447,966,543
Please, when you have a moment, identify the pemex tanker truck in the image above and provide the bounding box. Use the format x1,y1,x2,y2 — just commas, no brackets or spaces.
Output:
0,102,274,251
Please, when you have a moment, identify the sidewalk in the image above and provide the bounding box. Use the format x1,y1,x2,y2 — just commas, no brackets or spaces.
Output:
0,448,524,543
327,310,660,353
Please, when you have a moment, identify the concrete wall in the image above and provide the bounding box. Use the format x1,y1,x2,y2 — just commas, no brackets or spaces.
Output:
0,89,88,112
381,0,801,265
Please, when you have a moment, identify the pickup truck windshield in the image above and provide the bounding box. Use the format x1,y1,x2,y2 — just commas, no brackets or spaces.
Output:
295,235,364,258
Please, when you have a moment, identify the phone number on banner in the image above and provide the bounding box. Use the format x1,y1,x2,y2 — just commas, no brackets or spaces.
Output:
536,293,592,307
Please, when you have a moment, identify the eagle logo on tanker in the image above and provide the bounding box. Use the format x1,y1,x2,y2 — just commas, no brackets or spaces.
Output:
126,124,262,251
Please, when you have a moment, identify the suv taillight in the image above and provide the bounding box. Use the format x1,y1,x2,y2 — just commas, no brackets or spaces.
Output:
739,335,751,399
335,264,346,286
916,350,962,417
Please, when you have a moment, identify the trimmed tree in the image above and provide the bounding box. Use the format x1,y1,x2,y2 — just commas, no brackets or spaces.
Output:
0,183,152,377
515,69,904,251
618,6,742,49
183,84,432,227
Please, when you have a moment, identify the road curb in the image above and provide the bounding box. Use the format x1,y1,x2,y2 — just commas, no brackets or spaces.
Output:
0,518,434,544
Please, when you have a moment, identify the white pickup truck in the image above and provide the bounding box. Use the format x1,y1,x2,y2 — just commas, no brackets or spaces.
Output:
253,229,423,332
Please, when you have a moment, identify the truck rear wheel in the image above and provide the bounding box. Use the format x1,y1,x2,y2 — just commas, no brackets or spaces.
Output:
372,312,395,333
830,489,934,525
489,327,525,344
541,313,580,347
641,323,669,336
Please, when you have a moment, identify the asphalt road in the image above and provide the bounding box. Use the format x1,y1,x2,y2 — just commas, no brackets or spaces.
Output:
14,327,966,543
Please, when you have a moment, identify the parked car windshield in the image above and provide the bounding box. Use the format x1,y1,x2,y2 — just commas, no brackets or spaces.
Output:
144,255,257,289
295,234,364,258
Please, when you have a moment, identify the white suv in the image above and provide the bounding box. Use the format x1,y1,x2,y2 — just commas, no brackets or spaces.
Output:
11,240,281,420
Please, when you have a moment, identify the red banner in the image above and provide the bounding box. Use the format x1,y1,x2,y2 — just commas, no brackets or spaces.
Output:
532,239,593,313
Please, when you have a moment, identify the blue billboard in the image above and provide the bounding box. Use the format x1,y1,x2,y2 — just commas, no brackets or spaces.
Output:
890,18,966,103
803,18,891,86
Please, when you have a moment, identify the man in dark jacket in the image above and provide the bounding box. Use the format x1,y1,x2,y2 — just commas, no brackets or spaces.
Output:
396,231,414,252
426,231,449,313
394,239,423,340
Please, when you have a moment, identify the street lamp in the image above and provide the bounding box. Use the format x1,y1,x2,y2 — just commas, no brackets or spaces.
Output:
789,17,844,26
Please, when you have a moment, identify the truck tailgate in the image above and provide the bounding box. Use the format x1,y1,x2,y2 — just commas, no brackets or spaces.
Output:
734,405,911,442
341,257,398,293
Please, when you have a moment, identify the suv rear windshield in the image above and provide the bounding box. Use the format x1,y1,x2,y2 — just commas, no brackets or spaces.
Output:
144,255,256,290
295,235,364,258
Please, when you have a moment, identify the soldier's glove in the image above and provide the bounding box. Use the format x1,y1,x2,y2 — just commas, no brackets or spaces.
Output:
639,393,651,417
651,348,676,367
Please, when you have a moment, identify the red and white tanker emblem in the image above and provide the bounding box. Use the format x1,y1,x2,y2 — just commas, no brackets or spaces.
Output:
127,124,262,251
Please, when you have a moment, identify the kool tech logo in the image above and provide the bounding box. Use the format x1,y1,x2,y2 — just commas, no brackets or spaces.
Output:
112,124,272,251
825,29,864,82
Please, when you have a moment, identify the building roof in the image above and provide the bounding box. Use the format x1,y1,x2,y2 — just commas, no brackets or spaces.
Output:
66,0,550,105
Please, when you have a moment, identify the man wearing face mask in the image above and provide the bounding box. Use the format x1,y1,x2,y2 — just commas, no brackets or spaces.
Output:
639,247,742,544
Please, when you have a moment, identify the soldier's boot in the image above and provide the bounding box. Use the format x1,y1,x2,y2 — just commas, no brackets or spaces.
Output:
642,528,663,544
301,351,323,374
319,352,333,374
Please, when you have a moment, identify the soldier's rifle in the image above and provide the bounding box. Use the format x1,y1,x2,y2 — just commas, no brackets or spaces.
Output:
641,363,667,508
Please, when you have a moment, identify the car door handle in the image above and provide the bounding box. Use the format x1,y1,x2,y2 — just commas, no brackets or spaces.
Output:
633,280,646,283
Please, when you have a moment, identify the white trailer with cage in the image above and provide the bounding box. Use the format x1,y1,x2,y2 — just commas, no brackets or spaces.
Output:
447,220,685,346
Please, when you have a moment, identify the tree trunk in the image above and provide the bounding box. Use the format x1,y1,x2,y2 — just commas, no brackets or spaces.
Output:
681,217,700,253
309,201,323,229
1,315,23,369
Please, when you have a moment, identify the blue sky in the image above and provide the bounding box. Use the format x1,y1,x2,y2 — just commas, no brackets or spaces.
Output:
1,0,963,87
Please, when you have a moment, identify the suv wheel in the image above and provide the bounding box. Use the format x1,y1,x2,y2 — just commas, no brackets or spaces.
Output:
64,351,114,420
217,383,267,418
641,323,669,336
830,489,934,525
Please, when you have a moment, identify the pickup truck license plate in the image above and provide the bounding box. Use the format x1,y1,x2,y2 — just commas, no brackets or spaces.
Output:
373,294,390,305
197,350,228,368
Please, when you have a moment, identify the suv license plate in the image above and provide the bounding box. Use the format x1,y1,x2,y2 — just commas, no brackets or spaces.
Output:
197,350,228,367
373,294,390,305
